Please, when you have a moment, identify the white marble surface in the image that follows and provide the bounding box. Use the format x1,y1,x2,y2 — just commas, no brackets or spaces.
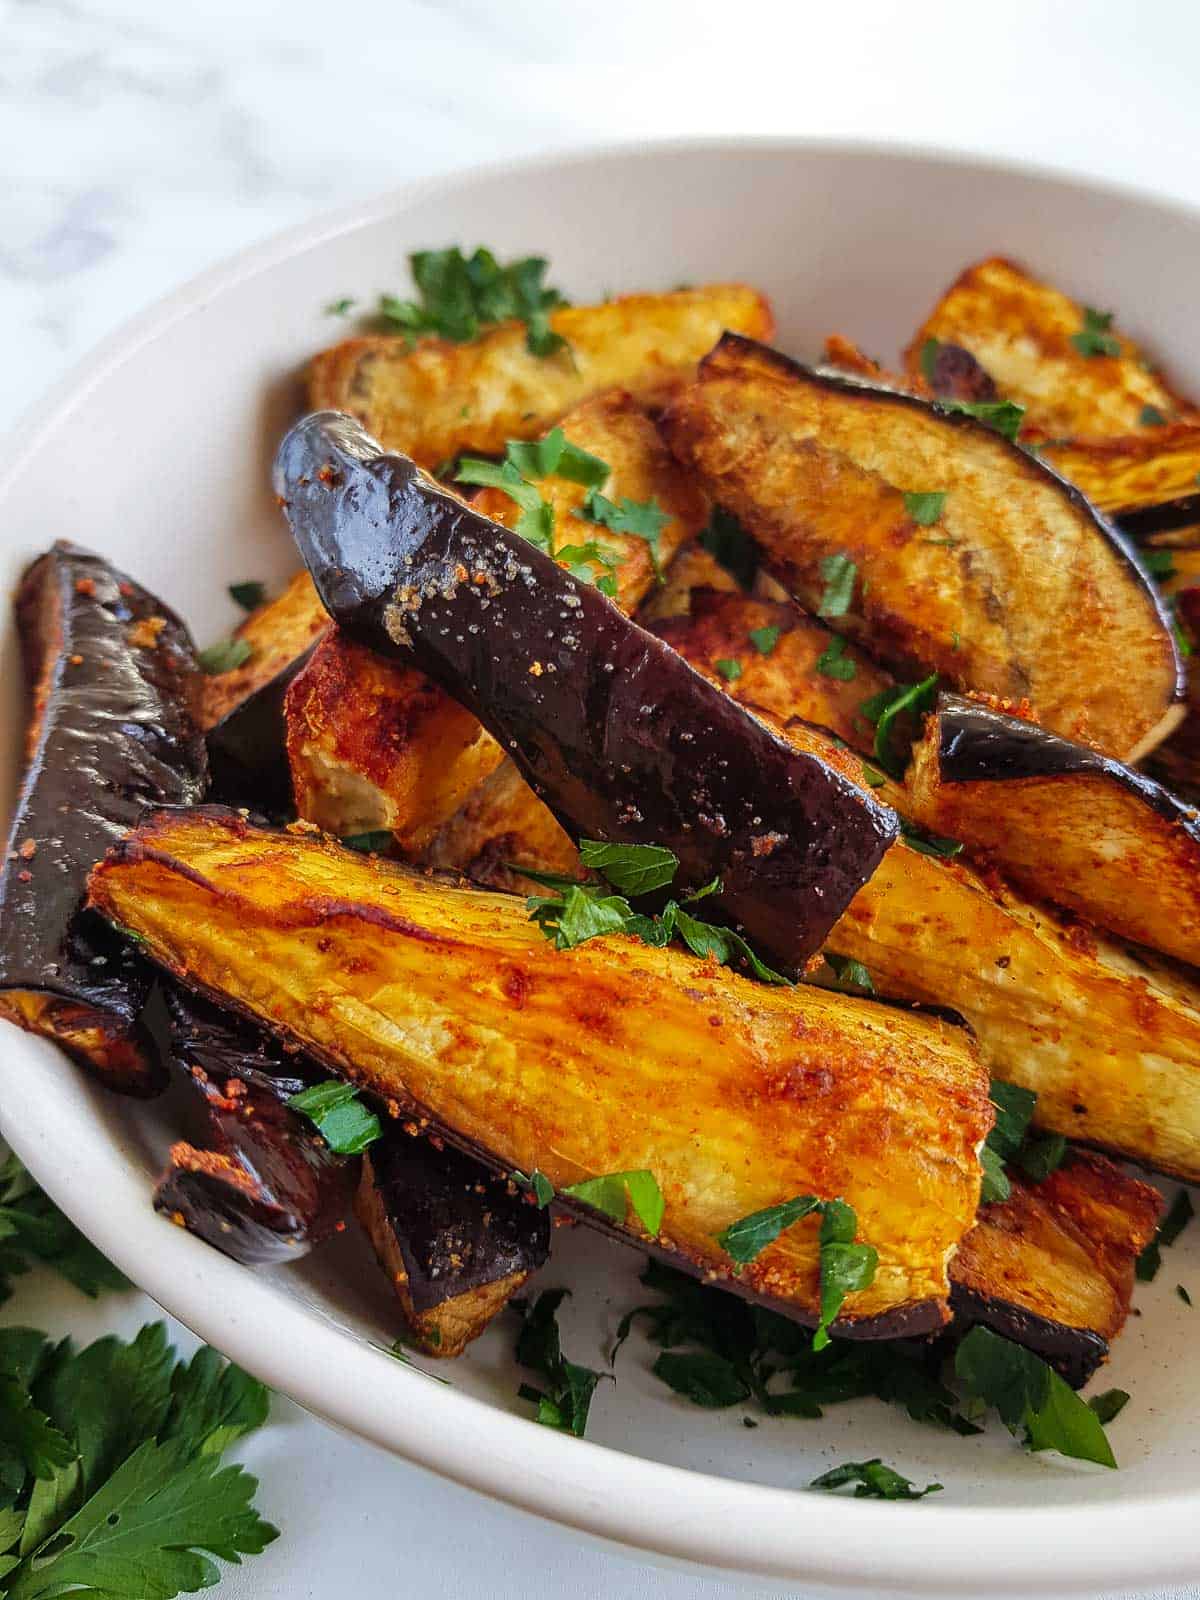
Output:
3,1,1200,1595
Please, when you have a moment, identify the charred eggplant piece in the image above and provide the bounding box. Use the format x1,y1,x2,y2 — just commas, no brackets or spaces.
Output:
661,334,1184,760
89,807,991,1341
904,256,1195,441
906,692,1200,967
309,284,774,469
275,412,898,973
157,986,352,1263
201,571,329,813
949,1152,1162,1387
0,543,207,1092
284,393,706,853
356,1133,550,1357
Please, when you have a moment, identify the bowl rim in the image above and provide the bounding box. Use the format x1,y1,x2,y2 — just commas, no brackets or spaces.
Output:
2,135,1199,1594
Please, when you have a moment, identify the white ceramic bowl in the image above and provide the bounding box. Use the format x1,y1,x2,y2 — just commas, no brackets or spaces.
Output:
2,140,1199,1596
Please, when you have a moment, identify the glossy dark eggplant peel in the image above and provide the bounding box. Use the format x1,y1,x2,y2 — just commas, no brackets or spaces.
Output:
0,542,208,1093
156,986,353,1265
274,411,898,972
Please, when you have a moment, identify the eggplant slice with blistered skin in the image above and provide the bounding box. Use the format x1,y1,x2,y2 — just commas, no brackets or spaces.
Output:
156,985,353,1264
356,1133,551,1358
274,412,898,974
88,806,991,1342
0,542,207,1093
948,1151,1162,1387
661,334,1184,761
905,692,1200,968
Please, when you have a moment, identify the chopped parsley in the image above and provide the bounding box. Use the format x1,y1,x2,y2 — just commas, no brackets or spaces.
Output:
227,580,265,611
821,953,875,994
954,1325,1116,1467
511,1168,555,1207
379,246,569,357
1136,1187,1194,1281
1142,548,1176,581
919,337,941,385
817,552,858,618
506,427,608,487
521,842,787,985
286,1080,382,1156
697,508,758,588
810,1459,942,1500
574,488,669,578
903,491,947,526
715,658,743,682
858,675,938,778
341,830,394,854
1070,307,1121,359
898,819,963,859
197,637,252,675
748,624,781,656
1140,404,1168,427
714,1196,878,1351
1088,1389,1130,1424
563,1170,665,1235
935,397,1025,442
815,634,856,681
324,297,355,316
981,1080,1067,1204
513,1290,606,1436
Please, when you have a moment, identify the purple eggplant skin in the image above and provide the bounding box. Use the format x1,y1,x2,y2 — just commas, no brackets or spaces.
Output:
205,646,316,817
922,341,998,404
1118,494,1200,544
947,1286,1108,1390
362,1127,550,1315
156,985,353,1265
0,543,208,1094
934,692,1199,833
274,412,899,974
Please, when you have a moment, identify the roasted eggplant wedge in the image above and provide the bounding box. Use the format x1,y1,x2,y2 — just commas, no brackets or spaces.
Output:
356,1132,551,1358
949,1152,1162,1387
0,542,207,1092
906,692,1200,967
308,284,774,468
422,756,580,894
653,588,894,757
201,571,329,813
661,334,1183,760
904,256,1195,440
89,807,991,1340
157,985,353,1263
1040,426,1200,526
284,392,703,850
275,412,898,972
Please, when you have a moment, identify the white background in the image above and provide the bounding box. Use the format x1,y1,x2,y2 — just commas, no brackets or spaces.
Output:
3,1,1199,1595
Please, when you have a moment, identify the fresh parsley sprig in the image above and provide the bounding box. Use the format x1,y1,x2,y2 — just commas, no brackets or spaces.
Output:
980,1080,1067,1205
520,841,788,985
0,1152,128,1306
954,1325,1116,1467
714,1195,878,1351
286,1081,382,1156
379,247,570,357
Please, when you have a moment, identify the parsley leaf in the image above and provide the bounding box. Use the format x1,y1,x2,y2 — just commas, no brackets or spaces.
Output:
511,1169,555,1208
698,509,758,587
513,1290,606,1437
379,247,569,357
903,491,946,526
714,1195,877,1350
577,839,679,896
286,1080,381,1155
227,581,265,611
954,1325,1116,1467
1142,548,1176,581
1088,1389,1130,1424
748,625,781,656
527,884,635,950
859,675,938,778
979,1078,1066,1201
161,1346,272,1459
935,398,1025,442
340,830,394,854
815,634,856,681
1136,1187,1194,1281
898,819,963,859
1178,1284,1193,1306
197,637,252,675
563,1170,664,1235
1140,404,1168,427
669,908,789,985
653,1350,750,1409
505,427,609,488
821,954,875,994
324,297,355,316
715,658,742,682
1070,307,1121,359
817,553,858,618
919,337,942,385
0,1152,128,1305
810,1459,942,1500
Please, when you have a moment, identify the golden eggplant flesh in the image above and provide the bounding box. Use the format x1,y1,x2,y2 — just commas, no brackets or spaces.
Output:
88,806,992,1340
